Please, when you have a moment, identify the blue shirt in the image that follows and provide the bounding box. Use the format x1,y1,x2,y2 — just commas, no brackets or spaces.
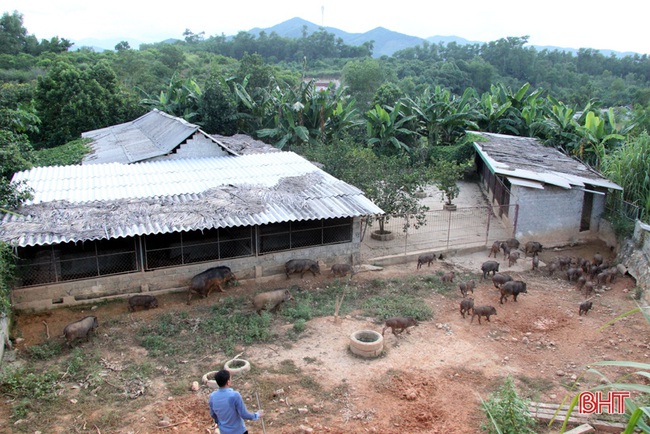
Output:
208,387,259,434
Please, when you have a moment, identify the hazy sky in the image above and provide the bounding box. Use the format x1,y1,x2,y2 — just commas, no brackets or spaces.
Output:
4,0,649,54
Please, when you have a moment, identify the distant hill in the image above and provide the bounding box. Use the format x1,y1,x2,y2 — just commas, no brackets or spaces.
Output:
247,17,637,58
73,17,638,58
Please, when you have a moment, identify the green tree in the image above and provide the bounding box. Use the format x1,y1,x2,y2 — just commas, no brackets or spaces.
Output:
35,59,128,147
405,85,479,149
199,75,238,134
307,142,427,235
115,41,131,52
342,58,385,110
365,102,416,155
141,73,203,121
0,11,27,55
0,242,18,314
430,159,471,206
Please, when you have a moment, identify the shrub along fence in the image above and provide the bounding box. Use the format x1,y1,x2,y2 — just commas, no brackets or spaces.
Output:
360,205,517,261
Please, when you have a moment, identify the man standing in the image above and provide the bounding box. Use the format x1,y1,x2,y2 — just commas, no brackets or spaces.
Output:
208,369,264,434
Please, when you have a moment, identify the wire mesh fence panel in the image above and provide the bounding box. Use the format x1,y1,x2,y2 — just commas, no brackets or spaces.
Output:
360,206,515,262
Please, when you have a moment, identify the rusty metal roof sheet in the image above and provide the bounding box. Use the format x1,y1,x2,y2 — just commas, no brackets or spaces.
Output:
474,132,622,191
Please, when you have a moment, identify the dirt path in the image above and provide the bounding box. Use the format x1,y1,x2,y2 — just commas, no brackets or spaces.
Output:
8,240,646,433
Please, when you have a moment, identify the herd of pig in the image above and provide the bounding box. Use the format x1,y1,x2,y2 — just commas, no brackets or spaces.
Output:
455,238,615,327
60,258,355,347
59,240,618,347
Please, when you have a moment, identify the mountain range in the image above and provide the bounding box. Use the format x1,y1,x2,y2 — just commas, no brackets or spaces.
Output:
73,17,637,58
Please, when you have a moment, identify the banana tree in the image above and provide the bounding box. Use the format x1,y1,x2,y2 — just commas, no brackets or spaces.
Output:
405,86,480,148
575,110,625,168
141,73,203,122
365,102,417,155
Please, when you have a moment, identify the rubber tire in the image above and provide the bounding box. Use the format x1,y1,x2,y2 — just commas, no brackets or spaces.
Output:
349,330,384,352
202,371,218,389
224,358,251,374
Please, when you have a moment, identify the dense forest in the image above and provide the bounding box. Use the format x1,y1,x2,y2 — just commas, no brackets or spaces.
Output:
1,9,649,224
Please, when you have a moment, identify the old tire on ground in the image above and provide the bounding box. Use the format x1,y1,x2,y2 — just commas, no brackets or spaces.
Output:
224,358,251,374
202,371,219,389
349,330,384,358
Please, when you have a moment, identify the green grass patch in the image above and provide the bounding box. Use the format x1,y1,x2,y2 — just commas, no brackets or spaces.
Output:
26,340,64,360
362,292,434,321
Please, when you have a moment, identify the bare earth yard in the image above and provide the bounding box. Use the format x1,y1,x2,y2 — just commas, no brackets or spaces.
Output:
4,240,648,434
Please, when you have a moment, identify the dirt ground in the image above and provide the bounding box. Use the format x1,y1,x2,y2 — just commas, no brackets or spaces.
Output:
5,239,648,434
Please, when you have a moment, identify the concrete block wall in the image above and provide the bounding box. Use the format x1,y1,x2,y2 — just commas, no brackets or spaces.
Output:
513,185,586,244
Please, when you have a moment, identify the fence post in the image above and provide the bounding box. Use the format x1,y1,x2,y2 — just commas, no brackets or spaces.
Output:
404,223,408,256
485,206,492,246
446,208,452,250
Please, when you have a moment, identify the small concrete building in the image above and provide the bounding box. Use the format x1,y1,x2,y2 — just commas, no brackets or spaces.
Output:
1,113,382,312
473,132,622,245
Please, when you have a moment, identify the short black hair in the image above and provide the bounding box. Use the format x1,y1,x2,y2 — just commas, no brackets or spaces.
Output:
215,369,230,387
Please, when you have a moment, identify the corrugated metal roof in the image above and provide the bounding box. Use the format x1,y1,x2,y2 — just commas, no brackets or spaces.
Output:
474,132,623,191
81,109,238,164
2,152,384,247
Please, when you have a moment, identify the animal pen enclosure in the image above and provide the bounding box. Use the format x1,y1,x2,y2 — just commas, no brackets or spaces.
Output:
360,204,516,262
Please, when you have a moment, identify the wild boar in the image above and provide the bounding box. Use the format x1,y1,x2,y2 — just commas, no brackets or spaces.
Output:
127,294,159,312
441,271,455,283
532,254,539,271
481,261,500,279
488,241,501,258
547,262,558,276
253,289,294,315
557,256,571,270
471,306,497,324
500,280,527,304
576,276,587,291
188,266,237,304
331,263,355,278
578,257,591,273
593,252,603,266
492,273,513,289
579,300,593,316
417,252,437,269
499,242,511,260
567,267,583,282
524,241,543,257
458,280,476,297
607,267,618,283
504,238,520,250
583,281,594,298
63,316,99,347
460,298,474,318
382,317,419,336
285,259,321,279
508,251,520,267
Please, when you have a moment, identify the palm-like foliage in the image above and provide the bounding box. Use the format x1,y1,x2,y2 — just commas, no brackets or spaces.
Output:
256,79,361,149
404,85,480,148
539,96,581,148
365,102,417,155
476,83,544,136
141,73,202,122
